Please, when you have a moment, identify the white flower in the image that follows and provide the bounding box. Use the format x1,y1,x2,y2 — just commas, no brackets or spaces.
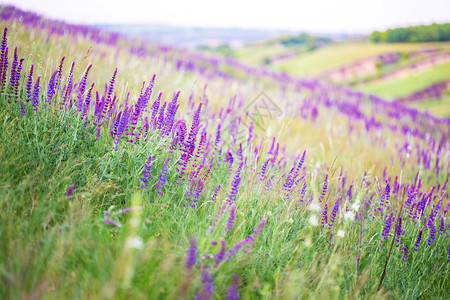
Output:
337,230,345,238
267,211,272,217
344,211,355,221
309,214,319,226
304,238,312,247
351,201,361,212
126,236,144,250
287,218,294,224
308,202,321,212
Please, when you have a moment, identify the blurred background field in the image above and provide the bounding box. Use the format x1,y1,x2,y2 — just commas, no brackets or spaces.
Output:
0,2,449,299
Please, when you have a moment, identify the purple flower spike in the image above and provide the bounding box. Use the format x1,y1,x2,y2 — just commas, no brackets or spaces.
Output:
321,203,328,227
104,218,121,228
428,221,436,246
197,268,214,300
25,64,33,102
141,155,153,188
211,184,221,202
214,239,226,267
414,230,423,251
19,99,26,116
66,183,75,199
318,174,328,203
225,203,236,235
46,70,58,105
186,237,197,269
329,196,340,227
226,275,240,300
227,162,243,203
156,157,170,195
447,241,450,262
380,212,394,247
401,246,409,262
32,76,40,113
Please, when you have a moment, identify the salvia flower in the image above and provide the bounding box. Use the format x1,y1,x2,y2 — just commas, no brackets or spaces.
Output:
225,203,236,235
226,275,240,300
156,157,170,195
401,246,409,262
66,183,75,200
32,76,40,113
447,241,450,262
25,64,33,102
214,239,226,267
47,70,58,104
329,197,340,227
321,203,328,227
197,268,214,300
428,221,436,246
211,184,221,202
104,218,121,228
414,230,423,251
227,162,243,203
19,98,26,116
378,182,390,211
141,155,153,188
318,174,328,203
438,216,445,234
186,237,197,269
380,212,394,247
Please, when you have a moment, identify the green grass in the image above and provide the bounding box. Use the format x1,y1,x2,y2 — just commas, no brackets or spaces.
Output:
360,61,450,99
272,42,450,77
410,95,450,118
1,10,450,300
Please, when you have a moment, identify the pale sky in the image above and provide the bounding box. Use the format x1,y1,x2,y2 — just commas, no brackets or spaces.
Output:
2,0,450,33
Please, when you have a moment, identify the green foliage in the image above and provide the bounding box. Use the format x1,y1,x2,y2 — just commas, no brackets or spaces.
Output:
370,23,450,43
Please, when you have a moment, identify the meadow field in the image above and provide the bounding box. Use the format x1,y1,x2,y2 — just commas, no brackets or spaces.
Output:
0,5,449,299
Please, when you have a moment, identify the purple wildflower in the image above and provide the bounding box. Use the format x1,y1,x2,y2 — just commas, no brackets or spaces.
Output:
66,184,75,200
227,162,243,203
214,239,226,267
321,203,328,227
226,275,240,300
47,70,58,104
211,184,221,202
380,212,394,247
156,157,170,195
447,241,450,262
25,64,33,102
104,218,121,228
329,197,340,227
438,216,445,234
82,83,94,120
8,47,17,93
225,203,236,235
378,182,390,211
0,27,8,91
77,64,92,111
260,159,269,181
186,237,197,269
428,221,436,246
401,246,409,262
414,230,423,251
32,76,40,113
196,268,214,300
141,155,153,188
61,61,75,108
319,174,328,203
19,99,26,116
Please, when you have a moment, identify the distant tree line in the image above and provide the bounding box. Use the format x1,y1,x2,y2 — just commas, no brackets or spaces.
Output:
279,33,331,50
370,23,450,43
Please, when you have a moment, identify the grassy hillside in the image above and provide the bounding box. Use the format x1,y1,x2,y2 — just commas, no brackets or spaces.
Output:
1,6,449,300
360,61,450,99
